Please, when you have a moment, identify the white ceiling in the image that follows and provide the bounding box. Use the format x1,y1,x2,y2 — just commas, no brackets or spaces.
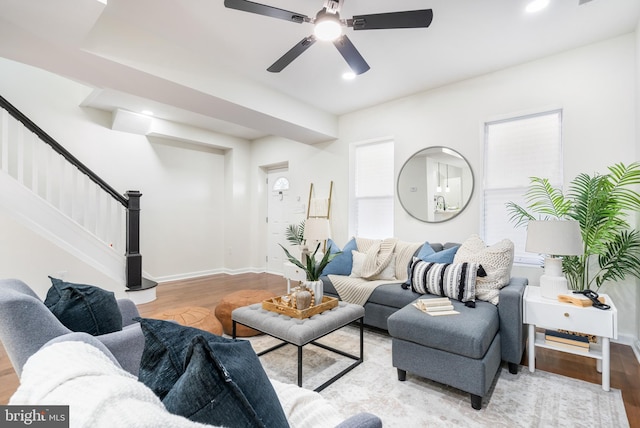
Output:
0,0,638,144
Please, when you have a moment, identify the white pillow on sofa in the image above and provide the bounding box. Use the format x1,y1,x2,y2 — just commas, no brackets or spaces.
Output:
453,234,514,305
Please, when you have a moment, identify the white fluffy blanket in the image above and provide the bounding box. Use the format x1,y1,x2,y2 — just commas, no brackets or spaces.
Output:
10,341,344,428
329,239,422,306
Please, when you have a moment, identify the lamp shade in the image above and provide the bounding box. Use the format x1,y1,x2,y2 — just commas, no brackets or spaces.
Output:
525,220,584,256
303,218,331,241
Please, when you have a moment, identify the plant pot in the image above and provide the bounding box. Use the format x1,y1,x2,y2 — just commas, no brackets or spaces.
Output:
303,280,323,306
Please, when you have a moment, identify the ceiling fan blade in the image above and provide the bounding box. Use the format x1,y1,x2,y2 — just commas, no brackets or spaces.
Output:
333,35,370,75
224,0,310,24
348,9,433,30
267,36,317,72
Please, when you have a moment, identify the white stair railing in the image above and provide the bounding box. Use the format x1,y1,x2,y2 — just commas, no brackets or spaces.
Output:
0,108,126,255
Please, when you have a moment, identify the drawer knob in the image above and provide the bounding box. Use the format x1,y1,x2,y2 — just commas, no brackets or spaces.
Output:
564,312,570,318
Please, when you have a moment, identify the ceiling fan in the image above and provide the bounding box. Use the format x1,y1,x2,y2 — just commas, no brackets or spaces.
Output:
223,0,434,75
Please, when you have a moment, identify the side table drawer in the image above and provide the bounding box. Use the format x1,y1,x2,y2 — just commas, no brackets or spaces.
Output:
525,301,615,338
283,262,307,281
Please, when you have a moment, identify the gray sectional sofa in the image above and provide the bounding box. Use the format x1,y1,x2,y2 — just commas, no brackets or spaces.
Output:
320,242,528,410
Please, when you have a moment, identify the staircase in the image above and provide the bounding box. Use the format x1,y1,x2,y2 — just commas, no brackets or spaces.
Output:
0,95,155,301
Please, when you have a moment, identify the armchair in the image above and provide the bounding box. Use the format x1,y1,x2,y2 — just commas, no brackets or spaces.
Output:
0,278,144,377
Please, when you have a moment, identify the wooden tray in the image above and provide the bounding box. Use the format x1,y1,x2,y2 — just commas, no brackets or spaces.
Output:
262,296,338,319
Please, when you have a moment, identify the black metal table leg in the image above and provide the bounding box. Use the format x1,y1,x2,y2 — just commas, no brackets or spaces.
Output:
298,345,303,387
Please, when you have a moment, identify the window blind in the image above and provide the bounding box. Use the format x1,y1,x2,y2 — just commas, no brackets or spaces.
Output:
483,110,562,264
352,141,394,238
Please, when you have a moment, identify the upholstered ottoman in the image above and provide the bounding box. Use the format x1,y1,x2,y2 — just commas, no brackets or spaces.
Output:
215,289,277,336
151,306,223,335
387,297,502,410
232,301,365,391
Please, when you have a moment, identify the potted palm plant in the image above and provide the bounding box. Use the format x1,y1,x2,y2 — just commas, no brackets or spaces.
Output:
506,162,640,291
279,241,340,305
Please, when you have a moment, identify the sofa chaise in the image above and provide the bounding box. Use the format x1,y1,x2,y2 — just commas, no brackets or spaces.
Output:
320,238,528,409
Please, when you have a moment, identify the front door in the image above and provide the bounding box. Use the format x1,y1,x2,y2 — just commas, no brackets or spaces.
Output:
266,169,290,274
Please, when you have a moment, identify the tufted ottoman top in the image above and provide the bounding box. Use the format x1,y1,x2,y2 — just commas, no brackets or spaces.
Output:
232,301,364,346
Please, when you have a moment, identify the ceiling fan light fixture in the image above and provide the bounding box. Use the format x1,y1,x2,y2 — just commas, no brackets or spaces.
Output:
314,11,342,41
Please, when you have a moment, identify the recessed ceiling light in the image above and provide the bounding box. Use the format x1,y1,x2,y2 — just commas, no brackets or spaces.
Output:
342,71,356,80
141,110,154,116
526,0,550,13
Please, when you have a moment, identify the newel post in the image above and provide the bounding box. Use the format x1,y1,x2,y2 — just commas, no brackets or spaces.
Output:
125,190,142,289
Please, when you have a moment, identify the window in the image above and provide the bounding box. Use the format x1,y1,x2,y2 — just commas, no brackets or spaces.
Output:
483,110,562,264
350,140,394,239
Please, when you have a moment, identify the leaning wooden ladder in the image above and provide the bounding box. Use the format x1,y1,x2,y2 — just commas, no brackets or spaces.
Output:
305,181,333,251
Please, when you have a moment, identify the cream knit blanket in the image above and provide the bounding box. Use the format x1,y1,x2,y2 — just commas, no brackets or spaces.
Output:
359,238,397,279
329,239,422,306
11,341,345,428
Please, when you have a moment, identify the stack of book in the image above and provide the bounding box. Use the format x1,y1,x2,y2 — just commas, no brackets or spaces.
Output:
413,297,459,316
544,329,590,351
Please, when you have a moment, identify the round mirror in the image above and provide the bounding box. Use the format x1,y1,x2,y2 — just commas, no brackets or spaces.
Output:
397,147,474,222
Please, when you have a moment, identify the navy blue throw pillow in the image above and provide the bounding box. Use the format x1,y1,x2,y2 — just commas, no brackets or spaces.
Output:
44,276,122,335
136,318,289,428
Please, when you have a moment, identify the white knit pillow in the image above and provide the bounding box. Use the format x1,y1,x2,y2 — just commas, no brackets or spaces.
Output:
453,235,514,305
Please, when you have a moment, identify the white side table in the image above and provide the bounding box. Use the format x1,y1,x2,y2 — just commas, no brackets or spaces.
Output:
523,286,618,391
283,261,307,293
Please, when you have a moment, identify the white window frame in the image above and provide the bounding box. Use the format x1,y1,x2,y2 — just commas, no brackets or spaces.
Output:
349,139,395,239
482,109,563,265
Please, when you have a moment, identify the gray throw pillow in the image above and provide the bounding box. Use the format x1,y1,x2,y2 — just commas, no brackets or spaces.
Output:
136,318,289,428
44,276,123,335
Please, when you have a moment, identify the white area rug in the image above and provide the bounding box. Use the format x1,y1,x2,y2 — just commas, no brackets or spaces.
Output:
247,325,629,428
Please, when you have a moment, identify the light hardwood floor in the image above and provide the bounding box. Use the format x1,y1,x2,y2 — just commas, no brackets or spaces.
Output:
1,273,638,426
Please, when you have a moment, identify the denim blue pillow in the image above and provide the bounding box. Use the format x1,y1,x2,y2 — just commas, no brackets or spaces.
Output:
136,318,288,428
422,245,460,263
322,238,357,275
416,242,436,260
44,276,122,335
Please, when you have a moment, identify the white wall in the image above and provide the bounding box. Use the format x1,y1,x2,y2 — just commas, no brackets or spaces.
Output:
251,34,638,341
0,57,252,291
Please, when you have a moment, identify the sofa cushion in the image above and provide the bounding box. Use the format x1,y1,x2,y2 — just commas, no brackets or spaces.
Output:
136,318,288,428
322,238,357,275
366,283,421,309
453,235,514,305
387,298,499,359
407,259,477,305
44,277,123,336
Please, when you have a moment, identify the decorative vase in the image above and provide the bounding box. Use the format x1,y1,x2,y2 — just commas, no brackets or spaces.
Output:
304,280,324,306
295,289,312,310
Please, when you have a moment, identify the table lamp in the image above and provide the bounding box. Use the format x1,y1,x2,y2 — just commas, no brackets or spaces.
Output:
525,220,584,299
301,217,331,262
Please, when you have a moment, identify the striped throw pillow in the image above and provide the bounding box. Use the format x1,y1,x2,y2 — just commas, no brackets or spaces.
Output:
407,258,481,307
